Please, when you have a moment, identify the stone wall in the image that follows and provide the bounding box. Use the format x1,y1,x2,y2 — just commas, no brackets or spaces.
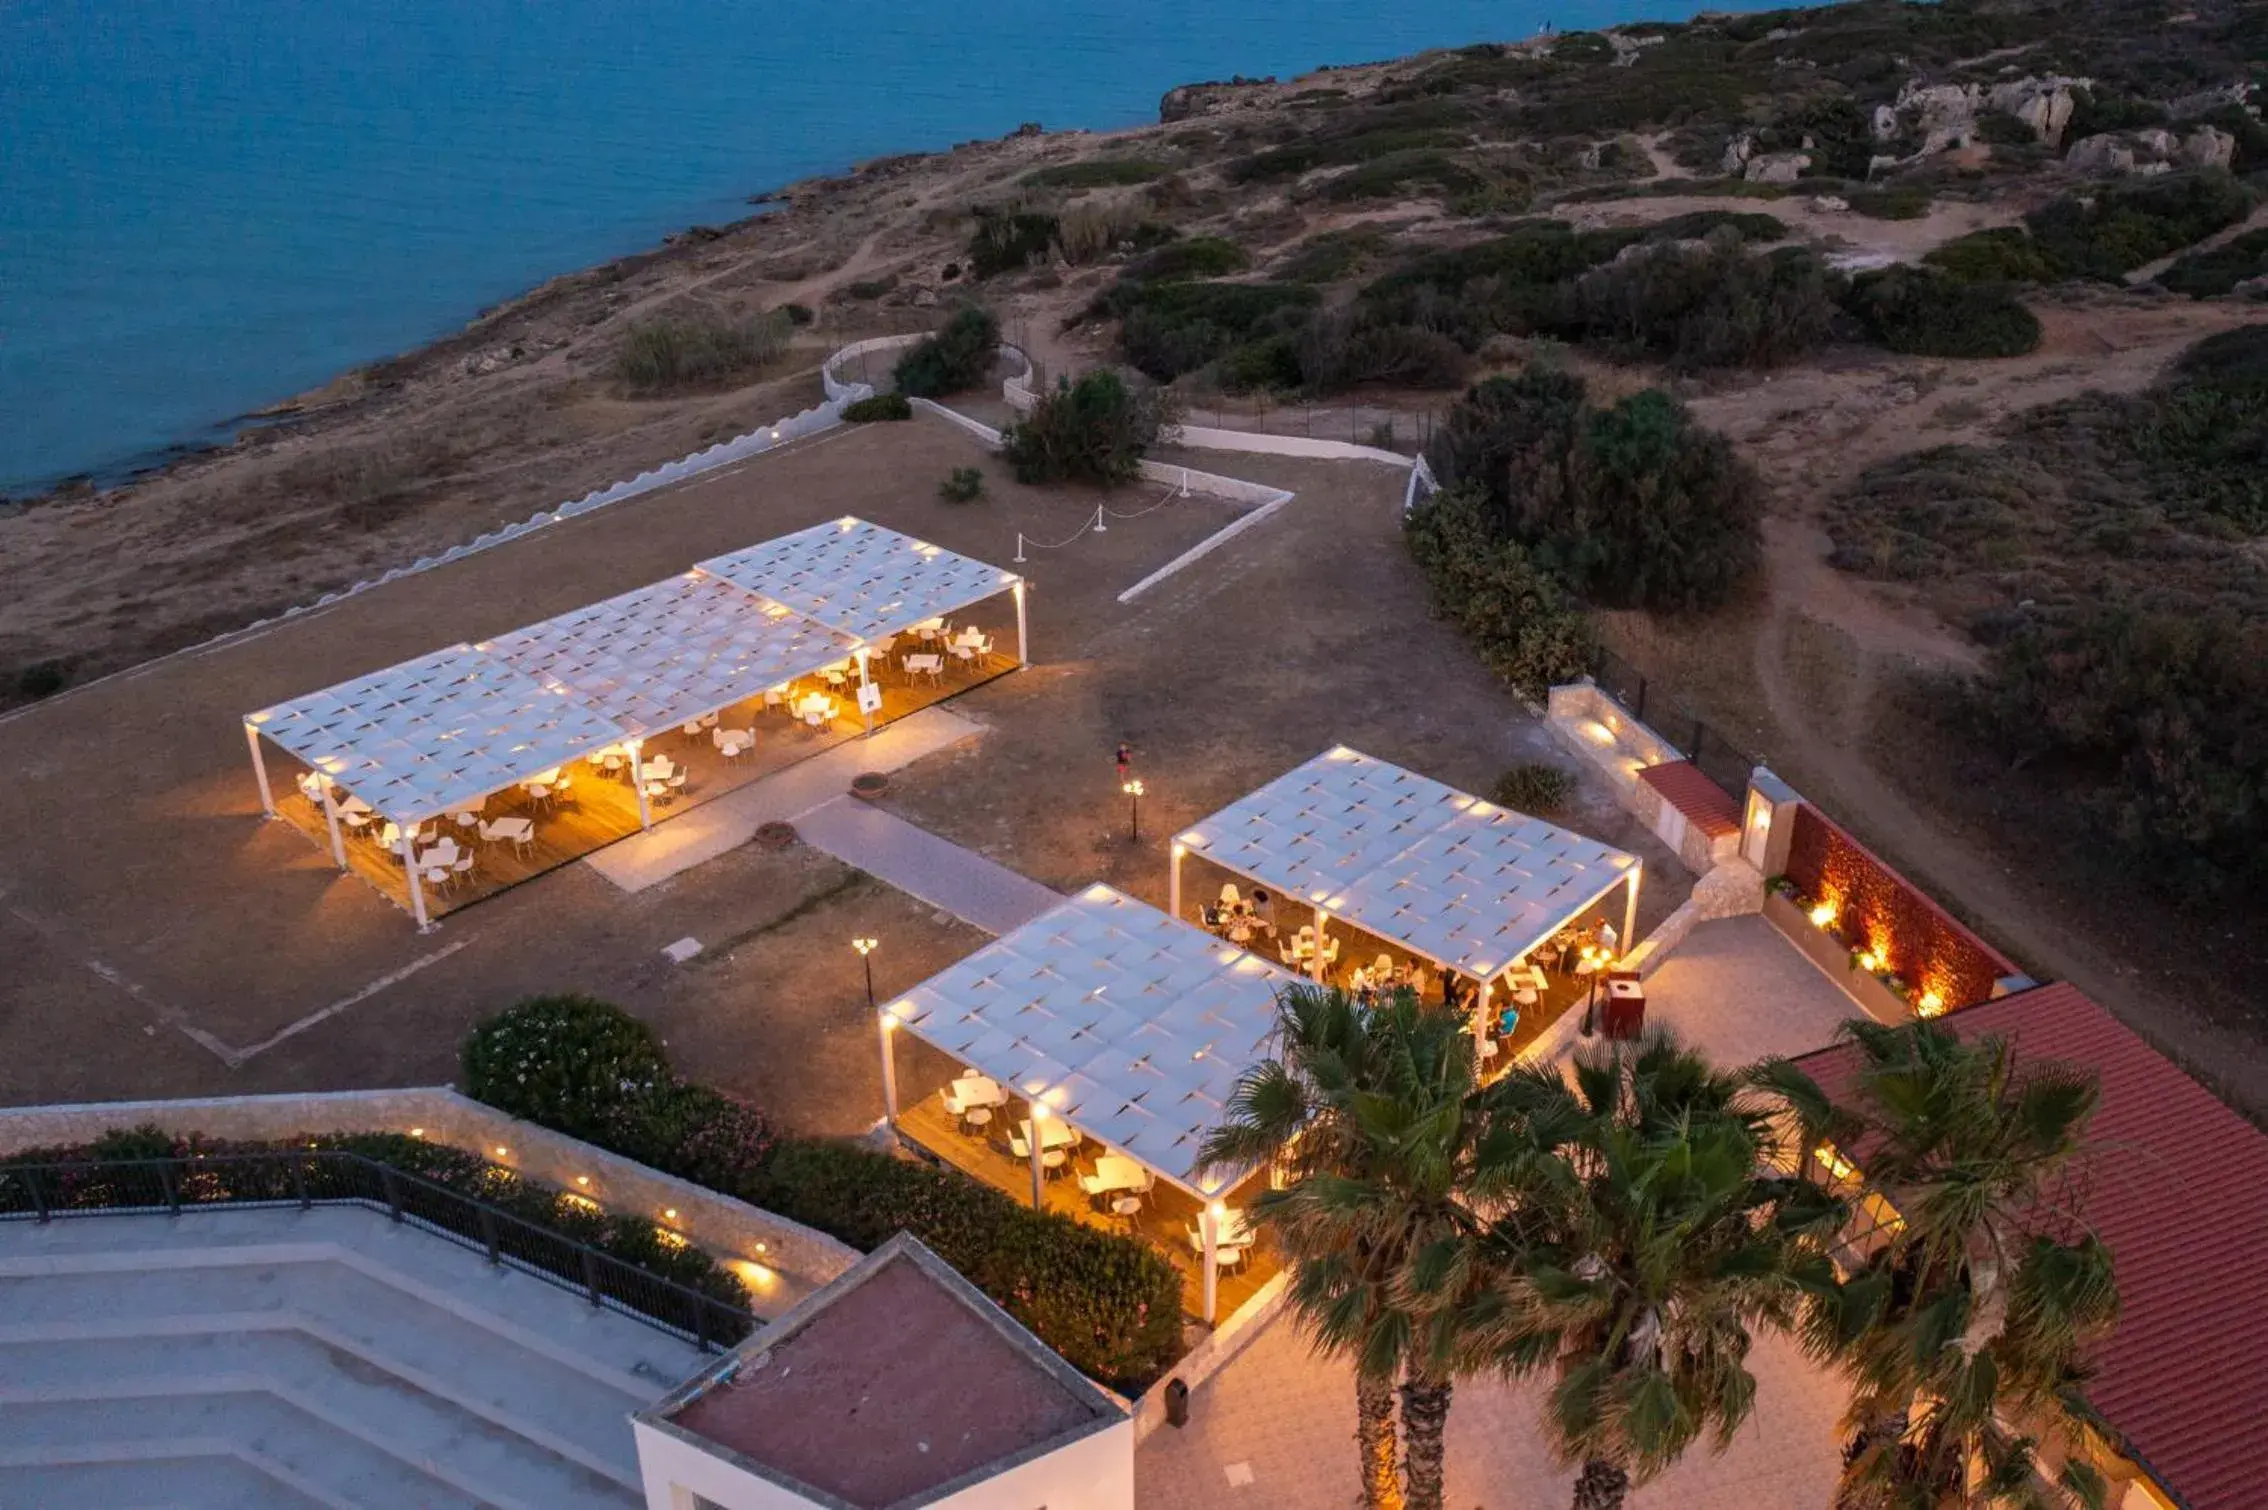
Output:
0,1088,859,1313
1546,681,1686,808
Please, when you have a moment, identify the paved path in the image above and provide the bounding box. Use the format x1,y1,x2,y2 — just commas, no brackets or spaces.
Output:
1137,1308,1845,1510
1639,915,1861,1067
585,707,985,893
793,797,1061,936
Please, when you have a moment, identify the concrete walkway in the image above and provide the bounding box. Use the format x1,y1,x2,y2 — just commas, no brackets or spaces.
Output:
1638,915,1862,1068
793,797,1062,936
586,706,985,893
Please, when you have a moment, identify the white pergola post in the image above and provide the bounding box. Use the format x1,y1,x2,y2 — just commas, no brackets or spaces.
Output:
404,840,432,932
628,739,652,831
1026,1106,1048,1210
877,1014,899,1124
1169,843,1184,920
245,724,275,817
1477,982,1494,1044
1200,1202,1221,1324
319,781,348,870
1012,580,1029,669
856,648,875,737
1622,864,1642,956
1312,906,1331,983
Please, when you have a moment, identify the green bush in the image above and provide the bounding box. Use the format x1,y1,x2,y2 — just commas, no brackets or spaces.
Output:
2158,228,2268,299
2063,89,2169,141
1020,158,1166,190
892,306,1001,398
1312,150,1491,204
1001,370,1174,486
1845,186,1933,220
1125,236,1248,281
460,996,670,1141
843,276,897,300
1492,760,1578,812
967,209,1060,278
1405,481,1596,699
1559,235,1839,370
611,309,794,394
14,659,67,701
748,1139,1183,1390
938,466,985,503
1110,280,1318,382
781,303,815,326
1844,266,2042,358
841,392,912,422
1924,227,2061,286
597,1081,777,1199
1269,227,1392,284
2024,170,2253,280
1295,311,1469,393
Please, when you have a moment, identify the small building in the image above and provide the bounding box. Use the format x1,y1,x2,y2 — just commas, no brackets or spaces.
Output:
632,1233,1132,1510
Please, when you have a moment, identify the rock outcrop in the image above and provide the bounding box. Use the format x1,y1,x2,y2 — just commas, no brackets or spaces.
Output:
2183,124,2238,169
2067,123,2238,174
1158,78,1276,122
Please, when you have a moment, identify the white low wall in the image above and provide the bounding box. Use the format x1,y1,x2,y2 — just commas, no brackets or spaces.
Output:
1546,681,1685,805
0,1088,859,1312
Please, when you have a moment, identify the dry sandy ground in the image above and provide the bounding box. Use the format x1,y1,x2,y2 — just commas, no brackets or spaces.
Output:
0,415,1683,1127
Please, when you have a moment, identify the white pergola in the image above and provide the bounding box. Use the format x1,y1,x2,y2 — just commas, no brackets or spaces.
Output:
244,519,1024,928
1172,746,1642,1020
881,883,1302,1320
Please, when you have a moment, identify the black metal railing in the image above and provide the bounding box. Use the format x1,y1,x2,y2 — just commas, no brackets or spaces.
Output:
1589,647,1764,799
0,1151,754,1352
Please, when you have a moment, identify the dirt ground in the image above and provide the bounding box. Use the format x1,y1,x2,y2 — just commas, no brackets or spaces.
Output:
0,415,1682,1128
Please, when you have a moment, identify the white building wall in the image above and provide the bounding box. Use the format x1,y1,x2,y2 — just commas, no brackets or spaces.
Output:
632,1417,1135,1510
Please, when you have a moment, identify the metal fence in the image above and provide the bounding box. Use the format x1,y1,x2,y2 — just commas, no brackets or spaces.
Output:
1590,646,1764,799
0,1151,755,1352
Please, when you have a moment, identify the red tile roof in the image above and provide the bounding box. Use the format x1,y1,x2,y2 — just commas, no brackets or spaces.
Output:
1637,760,1741,840
1792,984,2268,1510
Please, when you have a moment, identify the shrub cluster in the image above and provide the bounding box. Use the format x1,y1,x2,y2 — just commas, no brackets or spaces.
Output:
2022,170,2253,281
1107,280,1319,384
1020,158,1166,190
841,392,912,422
1406,481,1595,699
938,466,985,503
455,997,1185,1390
1923,227,2061,286
1843,265,2042,358
892,306,1001,399
460,994,670,1141
967,209,1061,278
1000,370,1176,486
1423,368,1765,614
611,309,794,394
2158,228,2268,299
1492,760,1578,813
0,1127,754,1327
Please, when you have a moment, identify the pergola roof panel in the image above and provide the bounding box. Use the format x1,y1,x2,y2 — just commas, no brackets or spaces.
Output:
698,516,1018,642
485,572,857,737
1182,746,1639,981
889,885,1300,1196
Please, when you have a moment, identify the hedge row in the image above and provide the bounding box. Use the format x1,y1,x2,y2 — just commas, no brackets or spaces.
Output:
460,997,1185,1391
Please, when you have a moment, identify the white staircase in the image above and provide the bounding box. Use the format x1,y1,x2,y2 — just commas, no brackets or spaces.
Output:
0,1205,709,1508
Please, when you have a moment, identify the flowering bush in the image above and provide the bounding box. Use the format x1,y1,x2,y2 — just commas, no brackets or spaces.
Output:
459,995,670,1141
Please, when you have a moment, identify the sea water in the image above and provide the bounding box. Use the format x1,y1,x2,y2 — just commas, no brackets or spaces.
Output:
0,0,1729,493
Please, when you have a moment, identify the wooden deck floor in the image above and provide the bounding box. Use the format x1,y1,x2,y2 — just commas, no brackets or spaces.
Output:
270,648,1017,920
897,1093,1277,1324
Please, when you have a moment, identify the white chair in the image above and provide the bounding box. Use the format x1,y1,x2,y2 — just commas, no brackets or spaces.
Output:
666,770,688,798
451,852,476,884
1220,883,1242,907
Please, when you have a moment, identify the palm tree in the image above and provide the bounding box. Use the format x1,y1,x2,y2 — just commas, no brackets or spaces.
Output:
1469,1031,1846,1510
1759,1020,2119,1509
1199,983,1498,1510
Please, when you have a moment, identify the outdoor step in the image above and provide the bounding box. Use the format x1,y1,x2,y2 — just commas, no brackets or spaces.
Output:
0,1451,335,1510
0,1394,487,1509
0,1331,644,1504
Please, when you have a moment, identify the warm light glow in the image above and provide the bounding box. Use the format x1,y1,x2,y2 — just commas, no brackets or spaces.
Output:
754,1241,768,1254
726,1258,777,1292
576,1175,590,1187
851,936,878,956
664,1208,679,1221
1918,991,1946,1017
656,1227,687,1250
494,1146,509,1158
1122,779,1144,797
1809,902,1838,928
409,1128,424,1139
1857,952,1880,972
1579,719,1615,747
1207,1200,1226,1219
879,1012,897,1033
1171,842,1186,859
1030,1103,1050,1121
1178,830,1204,847
1814,1144,1858,1182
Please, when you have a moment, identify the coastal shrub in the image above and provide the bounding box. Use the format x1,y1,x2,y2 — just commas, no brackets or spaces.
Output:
2063,89,2169,142
1405,481,1596,699
0,1128,753,1324
2158,228,2268,299
460,995,669,1141
1294,309,1469,393
1844,266,2042,358
2023,170,2254,280
1020,158,1166,190
1845,186,1933,220
1422,369,1763,613
1000,369,1175,486
938,466,986,503
1125,236,1248,282
1270,227,1392,284
967,209,1060,278
1111,280,1318,382
1055,198,1154,265
1924,227,2060,286
1558,235,1838,370
14,659,68,701
841,392,912,422
610,308,793,394
782,303,815,326
1312,150,1490,204
747,1138,1183,1390
1492,760,1578,813
843,276,897,300
1213,333,1305,393
892,306,1000,398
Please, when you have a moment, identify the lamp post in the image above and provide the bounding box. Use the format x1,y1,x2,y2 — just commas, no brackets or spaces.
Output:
852,937,878,1011
1122,779,1144,842
1578,945,1602,1037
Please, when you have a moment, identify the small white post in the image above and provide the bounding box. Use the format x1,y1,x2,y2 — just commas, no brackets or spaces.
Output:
1027,1107,1048,1210
1012,580,1029,669
1169,843,1184,920
1178,467,1190,499
856,648,875,737
629,739,652,831
1014,533,1027,565
404,840,432,932
1093,505,1106,534
245,724,275,817
319,781,348,870
1622,865,1641,958
1200,1202,1220,1324
1312,906,1331,983
877,1014,899,1124
1477,982,1495,1054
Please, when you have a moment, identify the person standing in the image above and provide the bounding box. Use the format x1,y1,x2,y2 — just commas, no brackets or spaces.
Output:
1115,741,1133,786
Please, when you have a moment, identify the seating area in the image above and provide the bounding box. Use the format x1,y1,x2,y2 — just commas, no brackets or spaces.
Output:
246,518,1024,926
